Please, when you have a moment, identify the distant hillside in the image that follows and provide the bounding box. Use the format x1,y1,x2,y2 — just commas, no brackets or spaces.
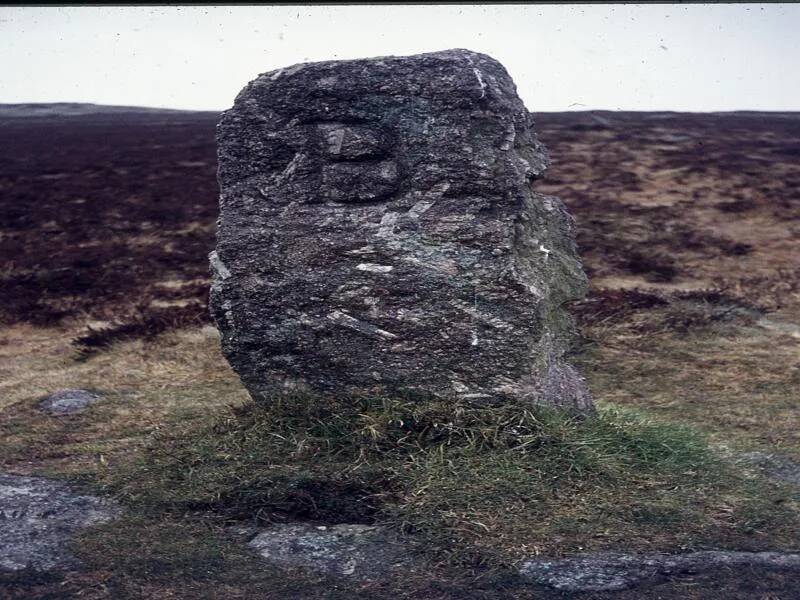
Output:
4,103,798,121
1,105,799,329
0,102,219,118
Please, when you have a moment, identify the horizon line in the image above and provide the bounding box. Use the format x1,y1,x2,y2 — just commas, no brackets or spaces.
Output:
2,101,799,116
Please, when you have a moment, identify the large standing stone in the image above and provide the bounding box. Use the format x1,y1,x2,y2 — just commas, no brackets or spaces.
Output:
210,49,592,410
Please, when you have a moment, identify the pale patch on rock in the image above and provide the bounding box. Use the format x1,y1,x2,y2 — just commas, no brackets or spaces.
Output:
326,310,398,340
356,263,394,273
520,551,800,592
211,49,591,410
209,250,231,280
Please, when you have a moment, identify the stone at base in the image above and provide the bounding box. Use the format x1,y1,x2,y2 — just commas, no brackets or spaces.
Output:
247,523,413,579
0,474,119,571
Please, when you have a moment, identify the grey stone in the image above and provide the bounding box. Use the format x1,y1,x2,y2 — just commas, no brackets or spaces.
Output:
519,550,800,592
247,523,413,579
757,317,800,339
211,49,592,410
739,451,800,486
39,389,101,415
0,474,119,571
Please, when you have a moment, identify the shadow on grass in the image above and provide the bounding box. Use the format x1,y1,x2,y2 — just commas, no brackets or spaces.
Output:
97,395,800,569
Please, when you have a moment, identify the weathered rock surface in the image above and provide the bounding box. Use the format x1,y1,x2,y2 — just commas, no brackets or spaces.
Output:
0,474,119,571
211,49,591,410
519,551,800,592
39,389,101,415
246,523,413,579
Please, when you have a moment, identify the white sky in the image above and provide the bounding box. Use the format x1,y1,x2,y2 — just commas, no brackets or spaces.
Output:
1,4,799,112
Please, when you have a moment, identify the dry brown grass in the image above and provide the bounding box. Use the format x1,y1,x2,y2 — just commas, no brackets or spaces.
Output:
579,310,800,460
0,323,248,474
3,314,800,598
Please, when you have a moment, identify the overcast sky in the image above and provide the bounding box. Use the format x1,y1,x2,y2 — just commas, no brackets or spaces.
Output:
1,4,799,112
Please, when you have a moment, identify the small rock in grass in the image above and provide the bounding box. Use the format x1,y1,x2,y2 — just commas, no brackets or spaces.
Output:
0,474,120,571
519,550,800,592
39,389,101,415
247,523,413,579
739,451,800,487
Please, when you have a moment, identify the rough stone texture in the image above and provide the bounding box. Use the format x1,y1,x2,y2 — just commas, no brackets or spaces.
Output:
519,551,800,592
0,474,119,571
247,523,412,579
211,49,591,410
39,389,101,415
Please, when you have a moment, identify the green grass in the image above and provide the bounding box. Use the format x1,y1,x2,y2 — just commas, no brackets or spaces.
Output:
5,316,799,596
576,296,800,460
98,394,800,568
72,514,388,600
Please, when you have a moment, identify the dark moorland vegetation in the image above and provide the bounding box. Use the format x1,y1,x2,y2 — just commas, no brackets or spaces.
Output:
2,106,800,598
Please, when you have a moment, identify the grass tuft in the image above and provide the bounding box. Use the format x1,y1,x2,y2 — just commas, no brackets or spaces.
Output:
101,395,800,566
